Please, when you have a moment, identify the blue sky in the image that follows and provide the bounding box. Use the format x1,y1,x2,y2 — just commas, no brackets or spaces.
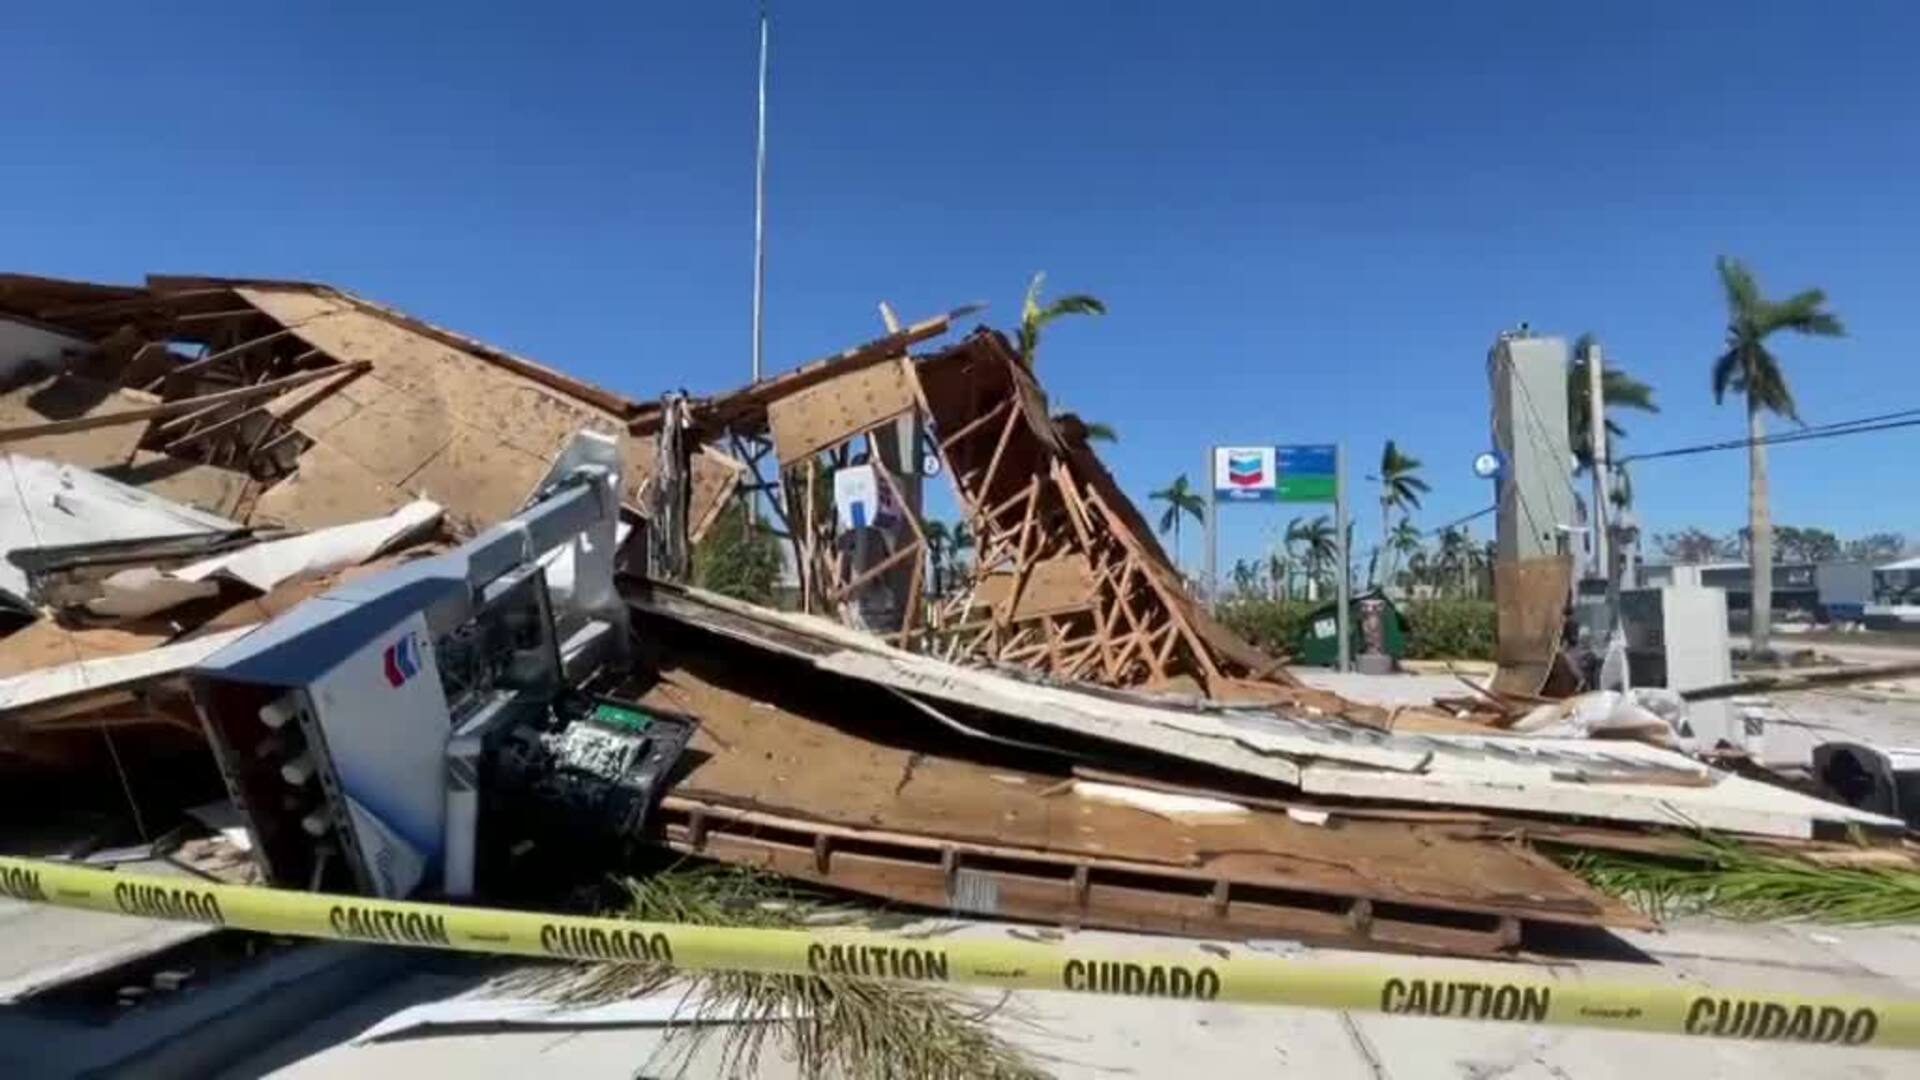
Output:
6,3,1917,570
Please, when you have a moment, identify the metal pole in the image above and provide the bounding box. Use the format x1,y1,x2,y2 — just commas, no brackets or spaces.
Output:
1204,447,1218,608
1334,442,1351,673
750,4,770,383
1586,340,1610,579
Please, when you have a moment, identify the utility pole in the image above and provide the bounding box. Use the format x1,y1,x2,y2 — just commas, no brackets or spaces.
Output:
750,3,770,383
1204,447,1218,608
1586,340,1610,579
1586,340,1629,689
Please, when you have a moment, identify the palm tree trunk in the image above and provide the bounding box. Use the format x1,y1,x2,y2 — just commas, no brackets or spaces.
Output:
1172,518,1182,575
1748,403,1773,656
1379,500,1390,588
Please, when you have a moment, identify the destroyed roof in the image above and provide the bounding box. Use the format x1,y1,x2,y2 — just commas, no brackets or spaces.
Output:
0,272,742,539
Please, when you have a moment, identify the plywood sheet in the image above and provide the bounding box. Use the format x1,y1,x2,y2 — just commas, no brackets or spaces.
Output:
267,366,366,439
766,360,915,465
641,653,1628,925
0,621,170,679
403,425,550,535
0,375,147,469
318,380,456,487
972,552,1095,619
250,439,408,529
232,286,349,327
1490,555,1573,697
270,307,619,462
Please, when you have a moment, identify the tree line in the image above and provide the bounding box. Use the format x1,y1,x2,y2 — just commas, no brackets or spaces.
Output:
1653,526,1904,566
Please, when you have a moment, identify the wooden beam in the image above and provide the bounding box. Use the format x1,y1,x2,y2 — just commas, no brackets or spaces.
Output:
145,327,296,388
937,396,1013,453
829,541,920,602
976,403,1023,502
0,361,363,446
33,288,229,321
174,307,267,324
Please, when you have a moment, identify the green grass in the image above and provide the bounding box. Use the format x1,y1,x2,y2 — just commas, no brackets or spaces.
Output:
507,864,1049,1080
1558,838,1920,924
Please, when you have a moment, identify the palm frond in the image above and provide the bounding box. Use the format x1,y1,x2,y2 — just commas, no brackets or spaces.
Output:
1765,289,1847,338
1082,420,1118,443
1039,294,1106,321
1600,368,1660,412
507,866,1045,1079
1559,838,1920,924
1717,256,1761,317
1710,348,1742,403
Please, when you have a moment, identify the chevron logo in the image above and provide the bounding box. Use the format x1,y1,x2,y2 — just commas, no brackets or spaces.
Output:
382,633,423,688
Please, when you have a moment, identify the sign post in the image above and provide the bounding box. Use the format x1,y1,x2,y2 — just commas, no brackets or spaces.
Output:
1333,442,1350,673
1209,444,1348,672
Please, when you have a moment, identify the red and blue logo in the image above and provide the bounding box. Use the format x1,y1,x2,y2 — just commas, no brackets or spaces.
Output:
382,633,423,688
1227,451,1266,487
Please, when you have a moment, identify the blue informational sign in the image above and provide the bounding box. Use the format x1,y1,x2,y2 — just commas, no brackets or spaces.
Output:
1213,444,1338,503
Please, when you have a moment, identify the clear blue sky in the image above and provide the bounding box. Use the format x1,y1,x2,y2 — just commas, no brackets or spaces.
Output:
6,3,1917,569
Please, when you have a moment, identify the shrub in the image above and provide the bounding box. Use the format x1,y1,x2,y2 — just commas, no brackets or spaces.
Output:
1214,598,1316,657
1402,599,1496,661
693,502,784,605
1215,596,1497,662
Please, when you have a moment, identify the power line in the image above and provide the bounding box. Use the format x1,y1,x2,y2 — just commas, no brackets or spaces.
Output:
1426,504,1495,536
1613,407,1920,466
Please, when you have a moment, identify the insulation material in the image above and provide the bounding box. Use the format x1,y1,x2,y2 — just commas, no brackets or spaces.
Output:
0,453,239,605
87,500,442,618
766,359,916,465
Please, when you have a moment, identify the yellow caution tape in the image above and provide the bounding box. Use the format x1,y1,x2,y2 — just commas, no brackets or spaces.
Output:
4,855,1917,1049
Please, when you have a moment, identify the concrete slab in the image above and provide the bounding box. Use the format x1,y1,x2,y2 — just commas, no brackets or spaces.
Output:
219,917,1920,1080
0,859,215,1003
1295,669,1475,707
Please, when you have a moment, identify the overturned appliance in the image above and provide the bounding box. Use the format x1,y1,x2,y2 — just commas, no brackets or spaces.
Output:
186,432,690,899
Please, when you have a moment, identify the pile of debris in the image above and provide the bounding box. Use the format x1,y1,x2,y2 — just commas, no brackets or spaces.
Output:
2,272,1911,966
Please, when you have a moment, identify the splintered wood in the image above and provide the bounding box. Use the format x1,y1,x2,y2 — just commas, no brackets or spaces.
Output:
914,332,1278,694
646,324,1287,694
0,273,748,540
632,639,1643,956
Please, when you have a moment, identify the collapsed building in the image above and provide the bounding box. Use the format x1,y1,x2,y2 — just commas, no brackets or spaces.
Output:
0,273,1908,963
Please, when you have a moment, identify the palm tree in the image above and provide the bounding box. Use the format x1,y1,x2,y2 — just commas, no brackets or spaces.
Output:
1018,272,1106,365
1292,515,1338,600
1371,440,1428,585
1265,547,1290,600
1568,334,1660,474
948,521,975,583
1386,518,1422,592
1711,257,1845,657
923,520,952,597
1405,549,1432,594
1150,474,1206,573
1020,272,1121,447
1436,526,1470,598
1230,558,1258,597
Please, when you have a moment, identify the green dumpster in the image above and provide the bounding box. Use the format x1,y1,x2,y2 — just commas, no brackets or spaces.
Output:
1294,589,1407,666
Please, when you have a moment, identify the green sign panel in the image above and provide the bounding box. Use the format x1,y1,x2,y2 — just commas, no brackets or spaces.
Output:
1275,445,1337,503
